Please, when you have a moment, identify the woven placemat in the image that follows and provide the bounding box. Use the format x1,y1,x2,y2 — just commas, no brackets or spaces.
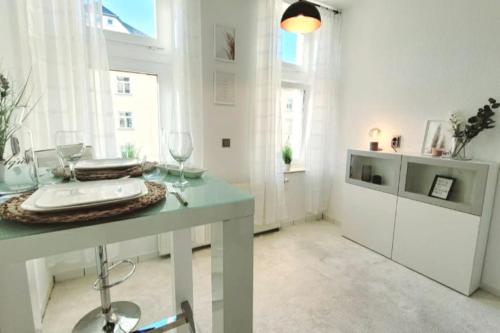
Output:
0,182,166,225
75,165,143,181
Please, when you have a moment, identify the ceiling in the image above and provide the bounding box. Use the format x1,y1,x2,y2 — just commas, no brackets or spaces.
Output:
316,0,357,10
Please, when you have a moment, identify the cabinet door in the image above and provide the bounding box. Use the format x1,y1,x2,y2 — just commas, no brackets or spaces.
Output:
342,184,398,258
393,197,479,295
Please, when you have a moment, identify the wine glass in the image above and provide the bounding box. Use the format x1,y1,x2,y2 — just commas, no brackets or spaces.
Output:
55,130,86,182
35,152,65,186
168,131,193,188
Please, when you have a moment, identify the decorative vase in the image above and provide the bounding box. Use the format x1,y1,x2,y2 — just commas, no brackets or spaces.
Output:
431,148,444,157
0,126,38,194
0,162,5,183
361,165,372,182
284,163,291,172
451,136,471,160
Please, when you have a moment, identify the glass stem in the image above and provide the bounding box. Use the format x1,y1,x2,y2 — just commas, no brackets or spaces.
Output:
179,161,185,184
69,161,76,182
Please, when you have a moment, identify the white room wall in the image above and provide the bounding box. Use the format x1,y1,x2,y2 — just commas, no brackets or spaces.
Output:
329,0,500,294
200,0,253,183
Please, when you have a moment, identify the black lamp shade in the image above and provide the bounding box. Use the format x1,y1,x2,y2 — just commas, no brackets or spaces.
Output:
281,0,322,33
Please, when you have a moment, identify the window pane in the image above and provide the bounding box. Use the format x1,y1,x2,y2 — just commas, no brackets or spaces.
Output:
280,2,304,65
281,87,305,161
281,31,298,64
102,0,156,38
110,71,160,160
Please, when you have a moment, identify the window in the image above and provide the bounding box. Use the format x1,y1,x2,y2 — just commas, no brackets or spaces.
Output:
110,71,160,161
102,0,157,38
119,112,134,129
281,86,306,162
116,76,131,94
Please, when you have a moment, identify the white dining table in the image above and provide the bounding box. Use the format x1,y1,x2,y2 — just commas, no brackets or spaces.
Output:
0,175,254,333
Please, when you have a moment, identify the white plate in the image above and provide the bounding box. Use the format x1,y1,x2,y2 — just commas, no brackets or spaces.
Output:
21,179,148,212
75,158,140,170
163,164,207,179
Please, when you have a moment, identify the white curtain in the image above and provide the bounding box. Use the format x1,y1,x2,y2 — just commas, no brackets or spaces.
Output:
250,0,286,226
9,0,117,272
167,0,203,168
162,0,206,246
14,0,117,158
304,9,342,218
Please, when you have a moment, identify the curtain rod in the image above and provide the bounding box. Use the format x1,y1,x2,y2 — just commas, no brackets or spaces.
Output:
309,1,342,14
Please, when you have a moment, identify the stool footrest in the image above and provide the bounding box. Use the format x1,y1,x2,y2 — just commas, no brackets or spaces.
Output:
93,259,136,290
132,301,196,333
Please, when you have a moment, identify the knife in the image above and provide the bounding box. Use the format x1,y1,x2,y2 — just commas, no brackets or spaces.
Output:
168,187,188,207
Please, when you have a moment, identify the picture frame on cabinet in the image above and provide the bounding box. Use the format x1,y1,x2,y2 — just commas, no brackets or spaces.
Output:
214,24,236,62
421,120,452,157
428,175,456,200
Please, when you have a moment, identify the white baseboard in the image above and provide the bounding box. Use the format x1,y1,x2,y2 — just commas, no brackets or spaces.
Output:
54,269,85,282
479,282,500,297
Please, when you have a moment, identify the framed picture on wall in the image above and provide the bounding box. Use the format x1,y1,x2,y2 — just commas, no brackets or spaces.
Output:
214,71,236,105
214,24,236,62
421,120,453,156
429,175,456,200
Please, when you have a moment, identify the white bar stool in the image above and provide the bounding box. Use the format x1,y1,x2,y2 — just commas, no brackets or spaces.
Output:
72,245,141,333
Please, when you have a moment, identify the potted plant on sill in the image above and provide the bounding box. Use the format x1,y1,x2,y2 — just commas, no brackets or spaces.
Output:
282,144,293,172
449,97,497,160
0,71,36,181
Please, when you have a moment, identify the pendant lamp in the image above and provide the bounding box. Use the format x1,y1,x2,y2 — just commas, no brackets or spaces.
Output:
280,0,322,33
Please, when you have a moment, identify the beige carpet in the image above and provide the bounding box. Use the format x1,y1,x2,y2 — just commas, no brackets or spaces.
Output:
43,221,500,333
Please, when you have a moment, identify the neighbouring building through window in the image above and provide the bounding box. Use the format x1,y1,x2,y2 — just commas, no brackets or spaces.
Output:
281,86,306,162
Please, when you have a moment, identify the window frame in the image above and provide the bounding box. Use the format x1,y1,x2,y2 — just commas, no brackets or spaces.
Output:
102,0,170,51
105,0,172,161
118,111,134,129
280,0,311,74
280,81,310,168
116,76,131,95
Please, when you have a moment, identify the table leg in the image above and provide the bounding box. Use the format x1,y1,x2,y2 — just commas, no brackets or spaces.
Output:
0,262,37,333
211,216,254,333
171,229,193,333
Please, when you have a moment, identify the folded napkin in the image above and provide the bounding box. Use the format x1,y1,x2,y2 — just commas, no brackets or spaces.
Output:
52,162,158,181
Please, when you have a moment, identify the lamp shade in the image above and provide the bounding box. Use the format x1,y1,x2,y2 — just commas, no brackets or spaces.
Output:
281,0,322,33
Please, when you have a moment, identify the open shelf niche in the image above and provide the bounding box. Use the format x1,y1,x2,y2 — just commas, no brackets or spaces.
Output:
346,150,402,195
399,156,490,216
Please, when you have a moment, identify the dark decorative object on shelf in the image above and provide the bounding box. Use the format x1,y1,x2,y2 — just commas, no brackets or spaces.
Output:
449,97,497,160
361,165,372,182
370,142,379,151
429,175,456,200
372,175,382,185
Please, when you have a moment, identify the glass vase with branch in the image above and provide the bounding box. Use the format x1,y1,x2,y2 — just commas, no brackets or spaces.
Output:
0,70,38,182
449,98,497,160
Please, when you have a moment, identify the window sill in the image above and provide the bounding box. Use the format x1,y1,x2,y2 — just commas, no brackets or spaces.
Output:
284,166,306,174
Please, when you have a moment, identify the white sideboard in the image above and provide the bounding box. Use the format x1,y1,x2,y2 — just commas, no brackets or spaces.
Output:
343,149,498,295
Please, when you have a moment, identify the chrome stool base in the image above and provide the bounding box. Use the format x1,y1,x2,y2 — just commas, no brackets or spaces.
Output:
73,301,141,333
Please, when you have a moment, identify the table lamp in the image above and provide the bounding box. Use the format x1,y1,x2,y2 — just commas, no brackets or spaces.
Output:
369,128,381,151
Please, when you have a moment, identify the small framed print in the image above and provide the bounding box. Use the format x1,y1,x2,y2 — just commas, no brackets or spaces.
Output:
429,175,456,200
214,24,236,62
421,120,453,156
214,71,236,106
